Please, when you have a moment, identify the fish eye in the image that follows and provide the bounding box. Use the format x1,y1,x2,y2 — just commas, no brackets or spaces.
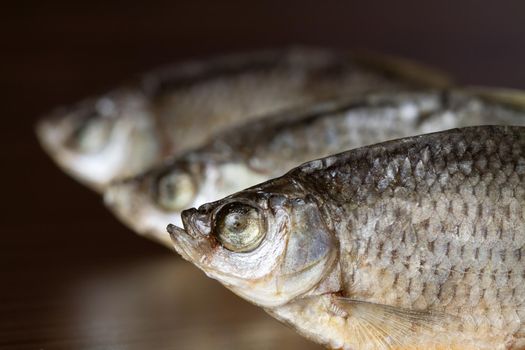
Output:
213,202,265,253
155,172,196,211
67,115,114,153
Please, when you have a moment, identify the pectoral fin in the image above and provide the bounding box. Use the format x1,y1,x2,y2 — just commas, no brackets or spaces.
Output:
331,297,450,350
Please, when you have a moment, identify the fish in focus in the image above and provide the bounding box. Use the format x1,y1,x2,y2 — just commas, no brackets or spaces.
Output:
168,126,525,349
35,48,449,192
106,90,525,248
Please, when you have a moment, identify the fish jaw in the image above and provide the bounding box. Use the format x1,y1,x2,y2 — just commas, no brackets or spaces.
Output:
167,224,312,307
166,224,203,262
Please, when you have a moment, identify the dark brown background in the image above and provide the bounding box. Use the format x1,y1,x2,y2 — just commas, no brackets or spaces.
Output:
2,1,525,349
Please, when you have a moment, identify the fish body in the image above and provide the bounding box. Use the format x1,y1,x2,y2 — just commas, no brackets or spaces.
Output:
169,126,525,349
36,48,448,192
106,90,525,247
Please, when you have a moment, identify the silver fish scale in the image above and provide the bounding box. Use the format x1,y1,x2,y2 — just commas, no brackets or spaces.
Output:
245,97,443,175
245,91,525,184
156,55,413,158
296,126,525,338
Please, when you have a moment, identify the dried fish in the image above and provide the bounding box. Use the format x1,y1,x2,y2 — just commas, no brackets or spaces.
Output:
169,126,525,350
35,48,450,192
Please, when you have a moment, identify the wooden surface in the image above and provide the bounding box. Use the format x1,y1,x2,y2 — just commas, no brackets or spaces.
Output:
2,1,525,349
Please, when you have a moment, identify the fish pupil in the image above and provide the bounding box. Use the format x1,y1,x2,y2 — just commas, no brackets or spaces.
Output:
165,180,176,199
226,213,248,233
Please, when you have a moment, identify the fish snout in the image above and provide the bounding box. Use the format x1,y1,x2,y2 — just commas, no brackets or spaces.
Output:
35,113,71,157
181,207,197,221
104,181,137,214
166,223,186,237
181,208,211,238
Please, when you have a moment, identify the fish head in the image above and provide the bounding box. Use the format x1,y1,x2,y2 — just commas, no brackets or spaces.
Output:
104,158,204,247
35,88,160,192
168,178,338,308
104,156,269,247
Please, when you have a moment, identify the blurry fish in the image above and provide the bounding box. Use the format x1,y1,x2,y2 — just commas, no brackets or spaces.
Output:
168,126,525,350
35,48,450,192
106,89,525,248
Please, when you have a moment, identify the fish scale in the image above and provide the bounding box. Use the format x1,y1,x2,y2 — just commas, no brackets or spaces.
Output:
290,126,525,344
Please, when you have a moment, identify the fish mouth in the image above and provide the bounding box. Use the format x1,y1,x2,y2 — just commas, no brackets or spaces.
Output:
166,223,198,261
104,180,145,234
104,179,141,212
166,223,183,236
167,208,214,262
35,114,130,192
104,179,176,248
